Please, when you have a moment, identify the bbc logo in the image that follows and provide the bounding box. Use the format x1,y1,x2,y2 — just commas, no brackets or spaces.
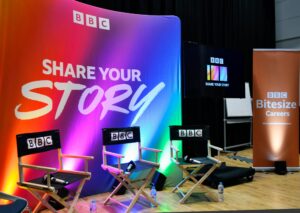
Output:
210,57,224,65
267,92,287,99
73,10,110,30
178,129,202,137
27,136,53,149
111,131,134,141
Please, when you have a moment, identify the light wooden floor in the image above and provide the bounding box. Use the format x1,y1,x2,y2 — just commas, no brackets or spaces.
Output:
43,149,300,212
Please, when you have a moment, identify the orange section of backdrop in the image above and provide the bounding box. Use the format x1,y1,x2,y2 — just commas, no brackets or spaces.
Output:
253,50,299,168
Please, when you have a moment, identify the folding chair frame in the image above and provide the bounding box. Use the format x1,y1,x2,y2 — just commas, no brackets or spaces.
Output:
171,137,223,204
101,128,162,213
17,135,93,213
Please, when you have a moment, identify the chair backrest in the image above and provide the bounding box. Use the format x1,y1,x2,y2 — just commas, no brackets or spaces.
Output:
169,125,211,158
169,125,210,141
102,126,140,146
16,130,61,157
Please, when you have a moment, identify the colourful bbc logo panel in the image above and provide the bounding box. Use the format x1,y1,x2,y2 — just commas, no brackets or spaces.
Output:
207,65,228,82
220,66,228,81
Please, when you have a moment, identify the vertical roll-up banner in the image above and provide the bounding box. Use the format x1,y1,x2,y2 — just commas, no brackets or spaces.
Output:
253,50,300,170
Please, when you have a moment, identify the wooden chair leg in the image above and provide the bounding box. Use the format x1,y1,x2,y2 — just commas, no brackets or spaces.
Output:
50,192,70,210
179,164,219,204
114,173,136,195
172,166,201,193
32,193,48,213
140,168,158,206
104,173,136,205
67,179,87,213
105,168,159,213
28,190,57,213
126,168,157,213
27,178,87,213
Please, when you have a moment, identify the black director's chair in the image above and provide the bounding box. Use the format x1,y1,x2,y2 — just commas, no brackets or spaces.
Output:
101,127,162,213
16,130,94,213
169,125,223,204
0,191,29,212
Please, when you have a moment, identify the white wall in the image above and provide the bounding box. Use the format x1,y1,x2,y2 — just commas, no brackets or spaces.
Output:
275,0,300,48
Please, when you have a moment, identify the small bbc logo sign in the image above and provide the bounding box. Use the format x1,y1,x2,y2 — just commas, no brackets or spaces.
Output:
73,10,110,30
111,131,134,141
178,129,202,137
267,92,288,99
27,136,53,149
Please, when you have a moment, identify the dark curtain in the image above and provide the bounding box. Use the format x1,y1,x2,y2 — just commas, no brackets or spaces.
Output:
76,0,275,156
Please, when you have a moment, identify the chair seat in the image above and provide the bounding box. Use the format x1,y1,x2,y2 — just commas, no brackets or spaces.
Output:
109,160,158,181
176,157,216,165
0,199,28,213
117,160,158,171
24,172,88,190
0,192,28,213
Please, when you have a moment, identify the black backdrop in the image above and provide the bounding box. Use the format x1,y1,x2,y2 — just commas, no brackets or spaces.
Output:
76,0,275,156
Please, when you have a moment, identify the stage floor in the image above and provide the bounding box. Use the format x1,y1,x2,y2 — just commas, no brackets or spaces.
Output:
41,148,300,212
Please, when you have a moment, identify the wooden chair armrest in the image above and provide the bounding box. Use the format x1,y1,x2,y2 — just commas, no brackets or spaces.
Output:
101,164,123,174
59,170,92,178
18,181,55,192
139,159,160,167
208,144,223,151
60,154,94,172
102,151,124,171
207,156,222,164
104,151,124,159
20,163,57,172
139,147,162,164
140,146,162,153
61,154,94,160
208,144,223,157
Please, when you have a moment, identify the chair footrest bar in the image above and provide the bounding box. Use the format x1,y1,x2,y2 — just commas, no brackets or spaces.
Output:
108,198,129,209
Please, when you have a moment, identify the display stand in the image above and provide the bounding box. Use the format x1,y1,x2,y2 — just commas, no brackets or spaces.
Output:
223,82,252,151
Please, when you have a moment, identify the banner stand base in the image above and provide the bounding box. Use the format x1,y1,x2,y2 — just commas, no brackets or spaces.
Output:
253,167,300,172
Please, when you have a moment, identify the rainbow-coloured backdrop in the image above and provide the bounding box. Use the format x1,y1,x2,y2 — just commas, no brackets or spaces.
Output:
0,0,181,205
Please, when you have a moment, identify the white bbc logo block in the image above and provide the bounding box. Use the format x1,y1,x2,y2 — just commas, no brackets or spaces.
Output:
281,92,287,98
179,130,186,137
99,17,110,30
126,131,133,140
195,129,202,137
267,92,273,98
45,136,53,146
187,130,194,137
86,14,97,28
119,132,126,140
73,10,84,25
27,138,36,149
274,92,281,98
111,132,119,141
